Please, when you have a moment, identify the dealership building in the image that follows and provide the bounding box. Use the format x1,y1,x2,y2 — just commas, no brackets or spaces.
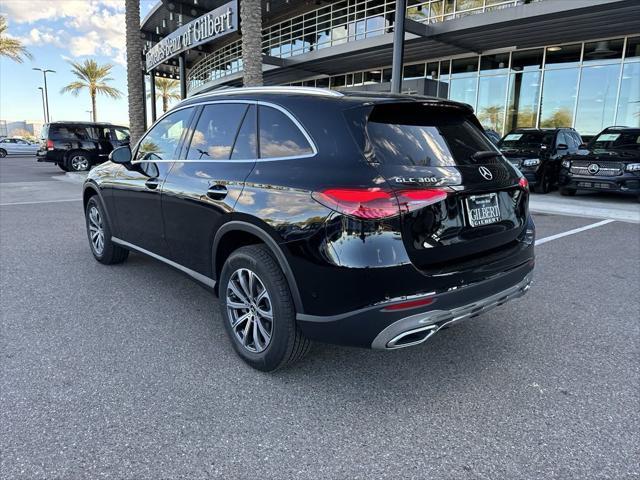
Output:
140,0,640,136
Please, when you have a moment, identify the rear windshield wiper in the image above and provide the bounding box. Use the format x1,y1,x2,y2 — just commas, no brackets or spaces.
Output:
470,151,502,162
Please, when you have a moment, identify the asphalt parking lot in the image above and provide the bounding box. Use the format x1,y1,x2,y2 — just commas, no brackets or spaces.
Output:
1,156,639,479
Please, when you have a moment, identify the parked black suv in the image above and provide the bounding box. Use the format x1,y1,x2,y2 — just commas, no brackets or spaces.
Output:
37,121,130,172
498,128,582,193
82,87,535,371
559,126,640,200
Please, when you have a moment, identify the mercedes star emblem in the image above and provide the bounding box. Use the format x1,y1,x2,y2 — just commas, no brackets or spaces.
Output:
479,166,493,180
588,163,600,175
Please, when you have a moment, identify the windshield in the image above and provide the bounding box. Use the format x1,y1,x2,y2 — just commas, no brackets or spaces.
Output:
589,131,640,151
366,104,497,167
498,131,554,150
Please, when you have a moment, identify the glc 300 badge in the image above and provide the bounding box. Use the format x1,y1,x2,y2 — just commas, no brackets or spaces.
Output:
393,176,439,184
479,166,493,180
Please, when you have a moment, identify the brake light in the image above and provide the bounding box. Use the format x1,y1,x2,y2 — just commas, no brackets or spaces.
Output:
312,188,448,220
518,177,529,191
46,139,54,150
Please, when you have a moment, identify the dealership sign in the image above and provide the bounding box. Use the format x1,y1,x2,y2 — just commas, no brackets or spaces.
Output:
145,0,238,72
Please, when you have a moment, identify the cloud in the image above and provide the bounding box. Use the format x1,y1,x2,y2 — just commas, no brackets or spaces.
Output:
0,0,129,65
18,27,65,48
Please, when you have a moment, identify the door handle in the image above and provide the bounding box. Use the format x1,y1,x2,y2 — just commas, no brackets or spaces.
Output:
207,184,228,200
145,178,160,190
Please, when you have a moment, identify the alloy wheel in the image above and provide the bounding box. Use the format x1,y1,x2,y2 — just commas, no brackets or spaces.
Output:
226,268,273,353
71,155,89,171
88,206,105,255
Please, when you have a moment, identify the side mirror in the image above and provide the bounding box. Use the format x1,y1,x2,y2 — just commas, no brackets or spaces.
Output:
556,143,568,151
578,143,588,150
110,146,132,164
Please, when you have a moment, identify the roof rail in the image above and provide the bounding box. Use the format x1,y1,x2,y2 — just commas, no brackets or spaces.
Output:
194,86,344,98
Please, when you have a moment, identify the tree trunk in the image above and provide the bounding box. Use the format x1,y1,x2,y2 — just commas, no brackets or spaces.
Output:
162,95,168,112
91,88,97,122
240,0,263,87
125,0,145,145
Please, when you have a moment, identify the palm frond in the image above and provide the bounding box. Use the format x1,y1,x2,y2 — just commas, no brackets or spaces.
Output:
0,16,32,63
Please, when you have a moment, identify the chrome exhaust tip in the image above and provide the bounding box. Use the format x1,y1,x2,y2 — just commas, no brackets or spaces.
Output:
386,324,439,349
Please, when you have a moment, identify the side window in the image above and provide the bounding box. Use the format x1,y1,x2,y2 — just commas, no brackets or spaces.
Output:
136,108,193,162
258,105,313,159
231,105,257,160
556,131,567,147
114,128,129,141
186,103,247,160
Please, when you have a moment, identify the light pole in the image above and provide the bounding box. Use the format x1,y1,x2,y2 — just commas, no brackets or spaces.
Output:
33,68,55,122
37,87,46,123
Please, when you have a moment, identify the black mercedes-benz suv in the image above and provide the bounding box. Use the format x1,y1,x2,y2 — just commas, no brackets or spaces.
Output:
559,126,640,200
37,121,130,172
82,87,535,371
498,128,582,194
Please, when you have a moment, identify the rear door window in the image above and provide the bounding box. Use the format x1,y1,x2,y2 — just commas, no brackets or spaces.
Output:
186,103,247,160
231,105,257,160
258,106,314,159
367,104,497,166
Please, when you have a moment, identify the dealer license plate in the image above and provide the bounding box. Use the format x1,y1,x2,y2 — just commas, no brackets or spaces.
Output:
465,193,501,227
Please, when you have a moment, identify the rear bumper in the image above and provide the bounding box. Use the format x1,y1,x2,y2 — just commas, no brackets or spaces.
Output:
296,259,534,348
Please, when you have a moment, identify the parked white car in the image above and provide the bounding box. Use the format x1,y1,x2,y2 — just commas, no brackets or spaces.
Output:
0,137,39,157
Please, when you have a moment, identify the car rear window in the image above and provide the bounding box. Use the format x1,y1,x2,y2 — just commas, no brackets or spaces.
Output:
366,104,497,167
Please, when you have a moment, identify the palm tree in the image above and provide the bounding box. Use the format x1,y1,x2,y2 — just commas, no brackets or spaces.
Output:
241,0,263,86
60,59,122,122
151,77,181,113
125,0,145,145
0,16,32,63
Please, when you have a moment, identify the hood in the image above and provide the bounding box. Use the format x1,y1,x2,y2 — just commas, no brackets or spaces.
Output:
499,148,542,159
567,148,640,163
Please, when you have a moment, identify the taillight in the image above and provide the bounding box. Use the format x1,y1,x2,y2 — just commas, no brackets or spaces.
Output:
46,139,54,150
312,187,448,220
518,177,529,191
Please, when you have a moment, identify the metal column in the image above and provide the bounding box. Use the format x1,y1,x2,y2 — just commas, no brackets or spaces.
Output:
141,71,148,131
179,54,187,100
149,69,157,123
391,0,406,94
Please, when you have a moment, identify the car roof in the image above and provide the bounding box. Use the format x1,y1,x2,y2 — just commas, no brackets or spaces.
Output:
181,86,473,112
47,121,128,128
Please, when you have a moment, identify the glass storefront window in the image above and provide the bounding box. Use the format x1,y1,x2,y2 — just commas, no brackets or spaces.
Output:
451,57,478,76
511,49,543,72
545,44,582,69
480,53,510,74
426,62,439,79
616,62,640,127
574,64,620,135
364,70,382,84
506,71,541,131
624,36,640,60
477,75,508,134
582,39,623,65
404,63,425,79
539,68,579,127
449,77,478,109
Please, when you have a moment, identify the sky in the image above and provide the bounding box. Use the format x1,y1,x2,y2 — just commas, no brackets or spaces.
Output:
0,0,163,127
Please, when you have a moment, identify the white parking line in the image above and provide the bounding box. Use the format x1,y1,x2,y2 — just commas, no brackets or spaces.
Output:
0,198,79,206
535,219,615,246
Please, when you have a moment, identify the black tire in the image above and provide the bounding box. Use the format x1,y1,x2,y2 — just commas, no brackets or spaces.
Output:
219,245,310,371
66,150,91,172
0,149,7,158
560,187,576,197
533,169,551,194
85,196,129,265
58,163,69,172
